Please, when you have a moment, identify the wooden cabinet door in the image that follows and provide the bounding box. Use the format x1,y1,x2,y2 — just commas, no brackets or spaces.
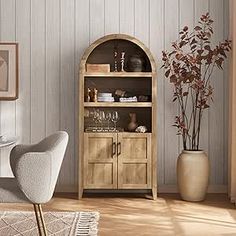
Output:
117,133,151,189
84,133,117,189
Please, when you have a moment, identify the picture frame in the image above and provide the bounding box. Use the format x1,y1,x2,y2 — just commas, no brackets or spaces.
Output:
0,43,18,100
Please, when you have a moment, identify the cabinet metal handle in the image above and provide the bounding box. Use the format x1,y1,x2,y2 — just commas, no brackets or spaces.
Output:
112,142,116,157
117,142,121,156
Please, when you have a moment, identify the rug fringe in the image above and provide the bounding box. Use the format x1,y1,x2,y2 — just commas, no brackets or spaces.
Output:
76,212,100,236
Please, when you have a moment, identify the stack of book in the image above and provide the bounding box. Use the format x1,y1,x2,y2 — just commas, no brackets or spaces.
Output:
119,96,138,102
97,93,114,102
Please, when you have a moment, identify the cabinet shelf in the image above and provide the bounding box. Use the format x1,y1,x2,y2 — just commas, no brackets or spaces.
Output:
84,72,152,78
79,34,157,200
84,102,152,107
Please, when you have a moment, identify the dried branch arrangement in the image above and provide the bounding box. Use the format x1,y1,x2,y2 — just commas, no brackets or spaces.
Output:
162,13,231,150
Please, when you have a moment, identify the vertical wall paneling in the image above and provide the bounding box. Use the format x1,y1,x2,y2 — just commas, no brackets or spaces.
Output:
0,0,230,192
164,0,179,184
46,0,60,188
59,0,75,190
0,0,16,176
31,0,46,143
134,0,149,47
104,0,119,34
89,0,105,43
223,0,229,185
180,0,194,31
75,0,90,191
209,0,224,184
195,0,209,159
120,0,134,36
150,0,165,185
16,0,31,145
46,0,60,136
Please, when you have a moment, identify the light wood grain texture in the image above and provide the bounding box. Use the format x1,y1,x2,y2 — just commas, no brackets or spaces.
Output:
84,133,117,189
118,133,151,189
84,72,152,77
84,102,152,107
0,194,235,236
79,34,157,199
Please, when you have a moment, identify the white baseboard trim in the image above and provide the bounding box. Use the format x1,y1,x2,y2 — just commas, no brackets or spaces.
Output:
55,184,228,194
158,185,228,193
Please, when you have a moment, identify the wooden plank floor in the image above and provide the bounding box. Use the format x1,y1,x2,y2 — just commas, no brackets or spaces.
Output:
0,193,236,235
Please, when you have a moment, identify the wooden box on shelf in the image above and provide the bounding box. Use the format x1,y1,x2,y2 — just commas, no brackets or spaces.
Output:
86,63,110,73
79,34,157,200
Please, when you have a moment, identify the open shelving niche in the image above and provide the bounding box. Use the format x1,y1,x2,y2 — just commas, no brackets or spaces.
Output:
78,34,157,199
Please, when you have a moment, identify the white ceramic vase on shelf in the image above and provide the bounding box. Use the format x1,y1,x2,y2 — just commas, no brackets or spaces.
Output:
177,150,209,202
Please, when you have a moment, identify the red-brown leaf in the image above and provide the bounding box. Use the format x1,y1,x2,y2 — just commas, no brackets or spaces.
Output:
165,69,171,77
194,26,202,31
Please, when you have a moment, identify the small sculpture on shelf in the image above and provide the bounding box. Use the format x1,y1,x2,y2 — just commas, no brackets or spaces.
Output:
85,87,91,102
90,88,98,102
135,126,147,133
120,51,126,72
127,54,146,72
114,45,118,72
138,95,150,102
114,89,137,103
127,113,138,132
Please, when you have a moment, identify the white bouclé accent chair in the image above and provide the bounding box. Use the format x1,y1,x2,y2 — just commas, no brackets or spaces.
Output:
0,131,69,236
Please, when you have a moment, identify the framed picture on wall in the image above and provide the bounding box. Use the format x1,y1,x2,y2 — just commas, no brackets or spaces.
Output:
0,43,18,100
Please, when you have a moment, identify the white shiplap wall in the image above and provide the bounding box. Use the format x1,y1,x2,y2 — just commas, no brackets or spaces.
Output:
0,0,229,192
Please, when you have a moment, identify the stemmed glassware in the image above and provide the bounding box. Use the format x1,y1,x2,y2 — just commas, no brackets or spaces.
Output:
105,111,112,130
92,109,100,131
98,110,105,131
90,109,120,132
111,111,119,131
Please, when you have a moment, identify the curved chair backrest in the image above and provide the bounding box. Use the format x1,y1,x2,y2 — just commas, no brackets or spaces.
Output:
10,131,69,203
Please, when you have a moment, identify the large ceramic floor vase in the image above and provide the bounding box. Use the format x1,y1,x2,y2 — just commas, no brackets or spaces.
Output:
177,150,209,201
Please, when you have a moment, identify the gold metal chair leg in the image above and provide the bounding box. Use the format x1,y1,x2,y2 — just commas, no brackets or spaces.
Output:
33,204,43,236
38,204,48,236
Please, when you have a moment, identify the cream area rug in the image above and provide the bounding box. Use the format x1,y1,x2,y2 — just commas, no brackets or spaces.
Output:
0,211,99,236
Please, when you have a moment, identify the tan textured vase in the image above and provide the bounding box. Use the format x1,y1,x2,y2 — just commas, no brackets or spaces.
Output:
177,150,209,202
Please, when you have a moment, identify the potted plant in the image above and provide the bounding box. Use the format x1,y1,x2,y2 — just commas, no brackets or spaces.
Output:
162,13,231,201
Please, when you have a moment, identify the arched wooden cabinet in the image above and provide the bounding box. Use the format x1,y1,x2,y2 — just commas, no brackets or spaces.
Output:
78,34,157,199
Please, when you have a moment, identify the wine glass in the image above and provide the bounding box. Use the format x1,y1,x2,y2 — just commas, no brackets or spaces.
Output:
111,111,119,131
105,111,112,130
92,109,100,131
98,110,105,131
